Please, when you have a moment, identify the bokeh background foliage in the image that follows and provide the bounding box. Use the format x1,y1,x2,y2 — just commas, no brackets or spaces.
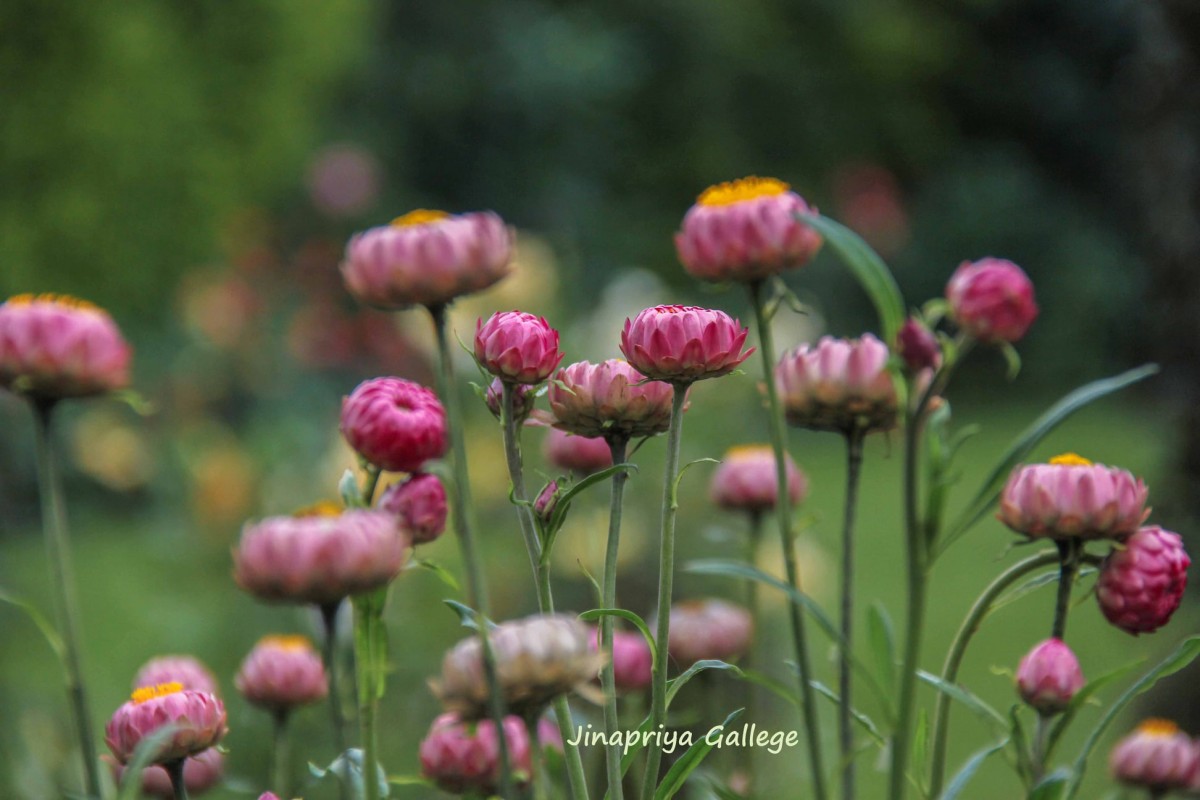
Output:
3,1,1200,798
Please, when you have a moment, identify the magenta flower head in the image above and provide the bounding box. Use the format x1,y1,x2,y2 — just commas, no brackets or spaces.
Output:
0,294,131,401
235,634,328,712
233,508,407,606
710,444,807,514
590,627,652,693
341,209,513,310
548,359,676,441
668,599,754,668
543,427,613,476
109,748,224,799
620,305,752,385
432,614,605,719
474,311,563,385
774,334,898,434
485,378,536,423
1110,719,1200,794
675,176,823,283
1097,525,1190,635
420,713,533,794
106,683,227,765
945,257,1038,344
340,377,448,473
133,656,219,697
997,453,1149,541
378,473,448,545
1015,638,1084,716
895,317,941,374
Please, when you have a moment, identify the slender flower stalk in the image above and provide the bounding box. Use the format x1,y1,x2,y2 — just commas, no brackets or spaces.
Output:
1052,539,1082,639
319,602,350,800
746,280,827,800
166,759,189,800
525,714,550,800
601,435,631,800
641,384,689,800
428,303,515,799
838,427,866,800
32,401,102,797
272,712,290,798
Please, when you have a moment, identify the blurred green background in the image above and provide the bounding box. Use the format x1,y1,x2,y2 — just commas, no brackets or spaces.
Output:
2,0,1198,798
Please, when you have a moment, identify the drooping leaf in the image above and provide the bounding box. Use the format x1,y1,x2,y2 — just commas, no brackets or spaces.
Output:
939,738,1009,800
653,708,745,800
667,659,743,706
1028,769,1071,800
443,599,496,631
548,463,638,535
116,725,181,800
579,608,658,673
808,680,886,746
917,670,1007,731
868,601,898,702
408,557,460,592
0,588,63,660
1045,659,1143,762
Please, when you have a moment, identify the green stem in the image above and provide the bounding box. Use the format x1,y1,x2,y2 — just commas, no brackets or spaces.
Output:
319,602,350,800
927,551,1060,797
839,428,866,800
362,466,381,507
272,711,290,797
1052,539,1082,640
747,280,828,800
165,758,189,800
640,384,689,800
741,511,763,786
601,435,631,800
428,303,516,799
1031,714,1050,784
526,713,550,800
362,677,379,800
32,401,102,799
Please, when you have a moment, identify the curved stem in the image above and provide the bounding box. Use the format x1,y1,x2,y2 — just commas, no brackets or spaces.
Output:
32,401,102,798
747,280,828,800
640,384,689,800
839,428,866,800
428,303,515,799
1052,539,1082,640
599,435,631,800
927,551,1060,797
165,758,189,800
272,711,290,798
319,602,350,800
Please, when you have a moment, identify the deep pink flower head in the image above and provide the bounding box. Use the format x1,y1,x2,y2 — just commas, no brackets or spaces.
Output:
620,305,752,384
109,747,224,799
997,453,1149,541
485,377,536,423
340,377,448,473
548,359,676,441
945,257,1038,344
0,294,131,400
668,599,753,668
105,683,228,765
1110,719,1200,794
233,508,407,606
235,635,328,712
1097,525,1190,635
774,334,898,434
475,311,563,385
543,427,613,476
710,444,807,514
1015,638,1084,716
133,656,219,697
675,177,823,283
341,209,513,310
895,317,941,373
590,627,652,692
378,473,448,545
420,713,533,794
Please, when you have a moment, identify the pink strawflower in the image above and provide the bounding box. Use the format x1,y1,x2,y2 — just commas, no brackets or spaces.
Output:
675,176,823,283
590,627,652,692
474,311,563,385
710,444,807,514
233,509,407,606
420,713,533,794
0,294,131,400
235,635,328,712
945,257,1038,344
997,453,1149,541
895,317,941,373
1097,525,1190,635
378,473,448,545
668,599,753,668
620,305,753,384
774,334,899,434
105,683,227,765
1015,638,1084,715
1110,719,1200,794
341,209,512,310
133,656,219,697
543,427,613,476
340,377,448,473
533,480,561,525
548,359,676,440
485,377,536,423
109,747,224,799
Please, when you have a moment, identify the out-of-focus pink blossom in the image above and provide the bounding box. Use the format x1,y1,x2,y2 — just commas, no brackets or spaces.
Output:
590,627,652,692
710,445,807,514
105,683,227,765
895,318,941,374
109,747,224,799
945,258,1038,344
774,334,898,434
1015,638,1084,715
235,635,328,712
548,359,676,441
306,143,382,218
340,377,448,473
419,713,533,794
133,656,219,697
543,428,613,476
474,311,563,385
620,305,752,384
1110,719,1200,794
1097,526,1190,635
668,599,753,668
378,473,448,545
997,454,1149,541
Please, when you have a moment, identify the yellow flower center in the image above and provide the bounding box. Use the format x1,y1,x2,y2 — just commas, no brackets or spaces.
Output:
293,500,342,518
391,209,450,227
5,293,99,312
1049,453,1093,467
727,444,773,459
261,634,314,652
132,682,184,704
1138,718,1181,737
696,176,790,207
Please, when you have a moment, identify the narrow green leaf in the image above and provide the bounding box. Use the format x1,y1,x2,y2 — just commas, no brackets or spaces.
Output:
408,558,460,592
798,212,906,343
670,458,719,508
1028,769,1071,800
579,608,658,673
387,775,435,788
117,725,181,800
1045,660,1143,762
667,659,742,706
0,588,63,659
918,670,1008,731
809,680,886,746
653,708,745,800
736,669,801,710
1000,342,1022,380
867,602,898,714
549,463,637,533
443,599,496,631
939,738,1009,800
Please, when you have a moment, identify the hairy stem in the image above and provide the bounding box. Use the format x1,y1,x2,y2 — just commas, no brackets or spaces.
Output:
839,427,866,800
601,435,631,800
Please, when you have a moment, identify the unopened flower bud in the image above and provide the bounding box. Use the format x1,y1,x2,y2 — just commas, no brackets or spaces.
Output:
533,481,562,525
485,378,536,423
1015,638,1083,715
895,317,941,373
945,257,1038,344
1097,526,1190,635
378,473,448,545
475,311,563,385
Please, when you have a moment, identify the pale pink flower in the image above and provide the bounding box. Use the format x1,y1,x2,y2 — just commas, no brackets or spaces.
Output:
548,359,676,440
475,311,563,385
105,683,227,765
341,209,512,310
945,257,1038,343
1110,719,1200,794
235,635,328,712
543,427,613,476
710,444,807,514
109,747,224,799
1015,638,1084,715
340,377,448,473
1097,526,1190,635
0,294,131,400
774,334,898,434
590,627,652,692
133,656,219,697
620,305,752,384
668,599,753,668
420,713,533,794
